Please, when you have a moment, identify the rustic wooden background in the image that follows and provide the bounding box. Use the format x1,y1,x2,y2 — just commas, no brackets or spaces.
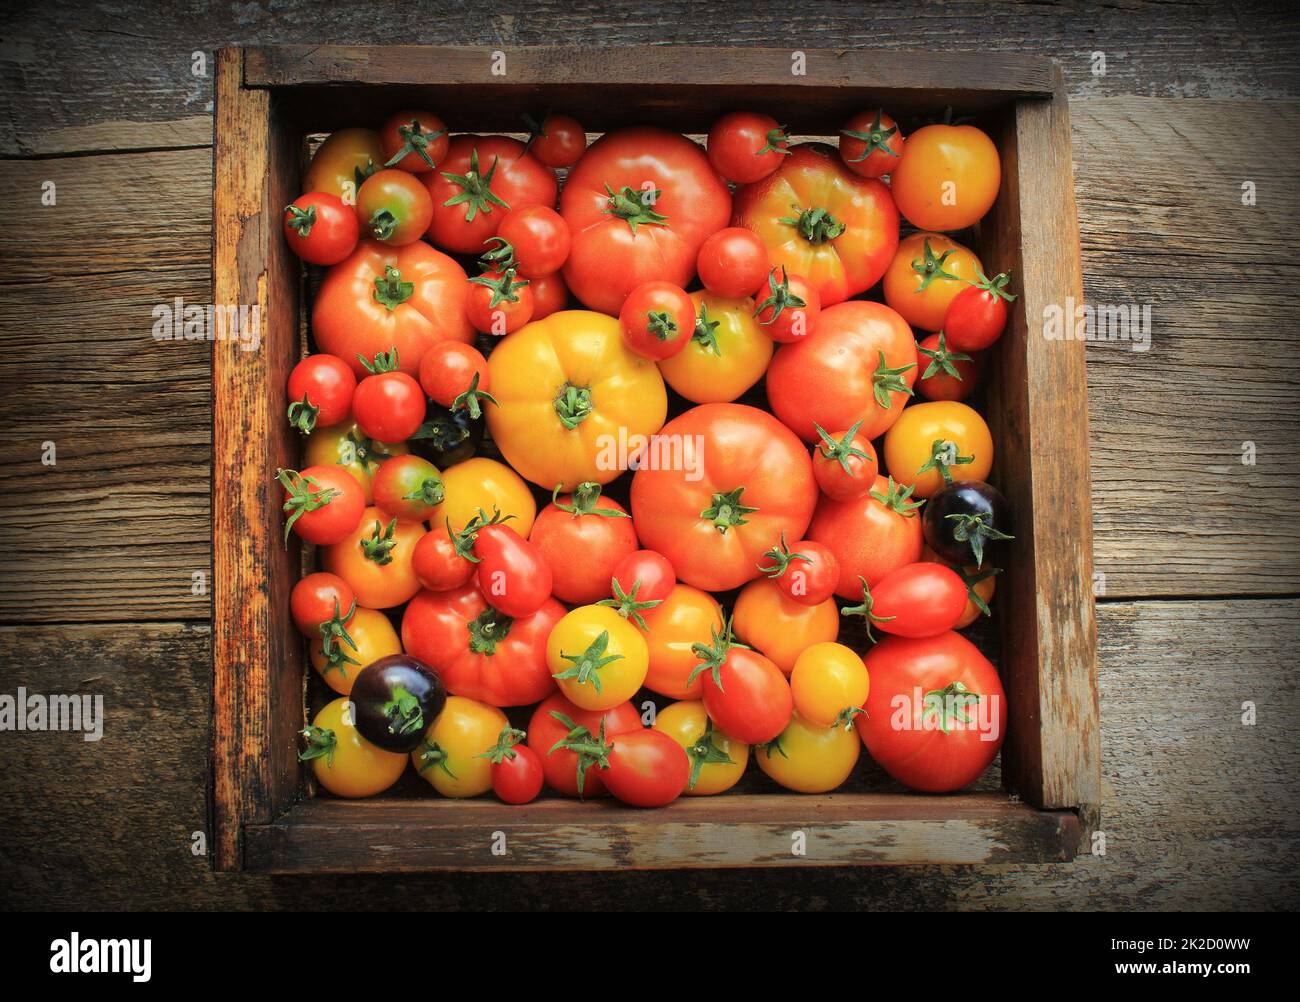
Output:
1,1,1298,910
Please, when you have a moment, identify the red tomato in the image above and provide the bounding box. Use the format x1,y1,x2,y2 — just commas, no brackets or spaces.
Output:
278,465,365,546
411,524,475,591
915,332,980,402
691,625,793,745
355,168,434,246
527,692,643,798
838,109,904,178
402,583,565,707
313,240,475,378
283,192,360,265
524,112,586,168
290,572,356,637
466,267,534,336
423,135,557,255
608,550,676,620
495,205,571,278
560,126,731,315
856,631,1007,793
630,403,818,592
752,267,821,343
600,729,691,807
696,227,770,299
286,353,356,433
352,359,426,444
619,281,696,360
481,727,545,804
371,454,444,522
529,483,639,605
847,561,967,639
529,270,569,320
758,534,839,607
811,420,878,501
766,300,918,443
418,342,492,413
466,520,553,618
808,474,924,596
706,111,790,184
944,271,1016,351
380,110,449,173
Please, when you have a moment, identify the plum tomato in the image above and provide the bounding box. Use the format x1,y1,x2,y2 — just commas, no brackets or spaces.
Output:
842,561,968,640
461,514,553,619
598,728,691,808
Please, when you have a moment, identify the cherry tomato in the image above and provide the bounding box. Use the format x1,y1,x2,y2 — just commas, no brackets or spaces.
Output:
479,726,544,805
418,341,492,413
321,506,425,609
371,454,444,522
411,695,508,798
309,606,401,696
757,712,860,793
529,482,638,605
527,692,643,798
277,465,365,546
707,111,790,184
881,400,994,499
808,474,925,595
652,699,749,796
608,549,676,621
600,729,690,807
753,267,821,343
758,534,839,606
657,291,773,402
882,232,984,333
529,270,569,320
847,561,968,639
636,583,724,700
380,110,449,173
696,227,770,299
890,123,1001,232
790,642,869,729
283,192,360,266
691,622,793,746
619,281,696,360
291,571,356,638
300,697,407,798
732,577,840,674
547,604,649,711
495,205,571,278
303,128,385,204
915,332,981,402
286,353,357,434
811,420,879,501
352,354,427,444
466,267,533,336
355,168,434,246
303,420,408,504
465,517,553,618
922,545,999,629
525,112,586,168
944,271,1016,351
411,523,476,592
839,108,904,178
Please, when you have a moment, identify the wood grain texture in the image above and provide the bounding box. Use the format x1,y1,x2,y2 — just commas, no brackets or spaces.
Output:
2,600,1294,908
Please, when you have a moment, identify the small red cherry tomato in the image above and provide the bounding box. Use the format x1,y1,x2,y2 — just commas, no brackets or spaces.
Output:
943,272,1016,351
412,525,476,591
481,727,545,804
283,192,361,266
600,729,691,808
353,351,427,443
277,465,365,546
839,109,905,179
468,518,553,618
371,454,445,522
915,332,981,402
380,110,449,173
846,562,968,639
466,268,534,336
286,353,357,433
529,270,569,320
619,281,695,360
609,549,676,615
692,625,793,746
418,342,492,413
696,227,770,299
753,267,821,343
355,168,434,246
812,420,879,501
290,572,356,637
525,112,586,168
707,111,790,184
495,206,571,278
758,534,839,607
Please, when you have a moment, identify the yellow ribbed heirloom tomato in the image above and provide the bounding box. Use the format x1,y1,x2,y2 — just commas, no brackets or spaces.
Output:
485,310,668,491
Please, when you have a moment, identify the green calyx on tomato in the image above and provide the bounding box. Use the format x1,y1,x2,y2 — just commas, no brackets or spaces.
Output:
779,203,846,244
415,738,457,777
553,383,594,430
971,269,1017,303
920,680,981,735
551,481,630,519
685,720,735,790
758,126,793,157
359,346,401,374
477,725,527,764
957,565,1000,617
916,438,975,486
815,420,870,474
757,530,810,579
382,684,426,737
840,575,897,642
318,597,359,659
466,606,514,655
944,510,1014,567
754,267,806,326
298,725,337,767
872,350,917,409
687,618,744,690
372,266,415,310
700,486,757,534
452,507,515,563
385,118,447,169
479,235,518,272
646,310,680,342
452,372,497,420
440,148,511,222
693,303,722,355
760,734,787,760
553,630,624,694
367,208,400,241
869,475,924,517
602,183,668,234
284,203,318,236
546,711,610,799
277,468,340,545
287,393,320,435
469,267,529,308
834,706,865,731
918,331,972,381
361,517,399,565
403,474,446,507
841,110,900,163
912,237,961,292
596,576,663,631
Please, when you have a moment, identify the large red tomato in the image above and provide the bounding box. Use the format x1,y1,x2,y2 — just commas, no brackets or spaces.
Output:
808,474,924,596
766,300,918,442
560,126,731,315
313,240,475,378
856,631,1007,793
401,583,564,707
732,143,899,306
630,403,817,592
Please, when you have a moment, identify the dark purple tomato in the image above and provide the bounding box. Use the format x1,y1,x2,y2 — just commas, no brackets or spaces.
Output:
349,653,447,753
922,480,1014,568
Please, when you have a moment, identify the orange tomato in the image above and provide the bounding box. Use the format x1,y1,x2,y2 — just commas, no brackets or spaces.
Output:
732,578,840,674
637,584,725,699
321,506,424,609
889,123,1001,232
882,232,983,333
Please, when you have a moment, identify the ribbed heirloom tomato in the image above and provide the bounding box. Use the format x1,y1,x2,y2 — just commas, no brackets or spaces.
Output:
630,403,818,592
560,126,731,315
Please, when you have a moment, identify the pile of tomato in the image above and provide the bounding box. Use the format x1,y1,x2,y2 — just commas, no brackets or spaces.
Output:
280,106,1018,808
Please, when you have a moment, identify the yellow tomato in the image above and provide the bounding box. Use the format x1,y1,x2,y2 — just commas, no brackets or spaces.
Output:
304,421,408,504
486,310,667,491
889,123,1001,232
882,232,983,332
790,642,870,728
756,712,860,793
303,128,387,204
652,699,749,795
302,697,408,798
439,457,537,536
547,605,649,711
658,291,773,403
410,695,507,798
637,584,725,699
882,400,993,498
733,577,839,674
309,606,401,695
922,544,997,629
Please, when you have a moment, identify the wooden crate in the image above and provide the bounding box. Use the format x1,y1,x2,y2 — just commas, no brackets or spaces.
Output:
211,45,1100,873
